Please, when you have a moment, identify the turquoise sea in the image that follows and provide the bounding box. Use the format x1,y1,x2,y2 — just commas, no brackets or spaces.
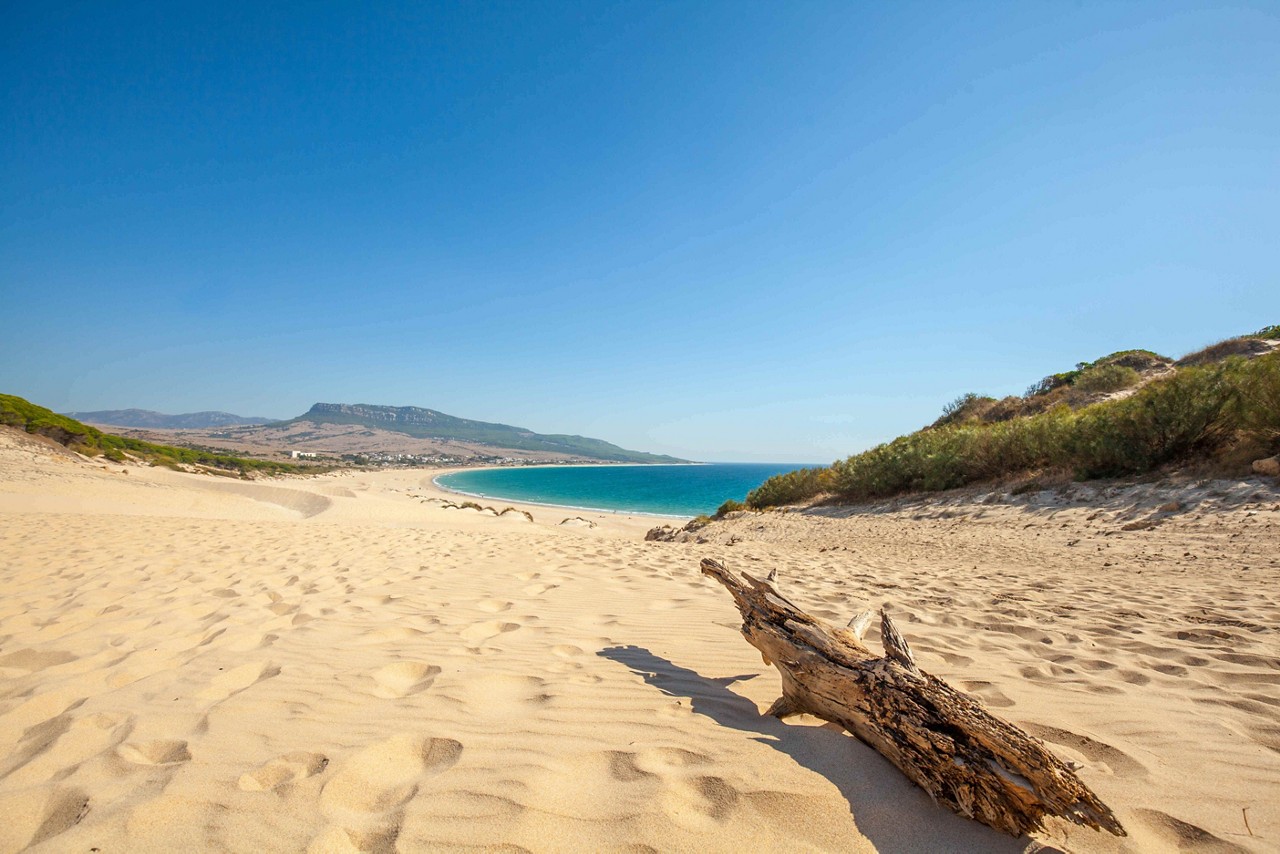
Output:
435,463,812,518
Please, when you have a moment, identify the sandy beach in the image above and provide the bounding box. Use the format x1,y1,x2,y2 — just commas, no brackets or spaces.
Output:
1,428,1277,853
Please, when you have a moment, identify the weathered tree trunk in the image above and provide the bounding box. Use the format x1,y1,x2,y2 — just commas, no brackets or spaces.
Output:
700,557,1124,839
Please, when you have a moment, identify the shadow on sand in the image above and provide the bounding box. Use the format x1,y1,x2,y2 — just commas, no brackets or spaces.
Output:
598,644,1044,854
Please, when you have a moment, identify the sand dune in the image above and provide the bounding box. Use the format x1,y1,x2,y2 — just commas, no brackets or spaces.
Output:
1,428,1276,852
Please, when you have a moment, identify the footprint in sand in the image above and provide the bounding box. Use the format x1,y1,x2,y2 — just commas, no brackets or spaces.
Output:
0,786,90,852
311,734,462,853
661,775,742,829
938,651,975,668
357,626,432,645
451,674,553,719
476,599,513,613
634,746,712,774
3,711,135,786
321,734,462,813
459,620,521,646
1131,808,1246,852
239,751,329,791
0,648,77,673
117,739,191,766
197,660,280,702
228,633,279,653
961,680,1015,708
603,751,655,783
370,662,441,698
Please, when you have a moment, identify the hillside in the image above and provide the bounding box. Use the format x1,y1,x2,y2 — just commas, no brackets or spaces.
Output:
743,326,1280,510
290,402,686,463
67,408,277,429
1,394,305,477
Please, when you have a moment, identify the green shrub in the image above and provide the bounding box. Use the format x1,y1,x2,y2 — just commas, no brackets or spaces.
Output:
982,396,1025,422
1238,351,1280,446
745,466,832,509
1073,364,1141,394
714,498,745,518
1090,349,1170,371
1026,371,1080,398
932,393,996,427
1026,350,1168,399
746,352,1270,508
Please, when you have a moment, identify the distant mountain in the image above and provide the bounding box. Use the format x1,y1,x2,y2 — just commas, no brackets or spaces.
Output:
293,402,686,463
66,409,277,429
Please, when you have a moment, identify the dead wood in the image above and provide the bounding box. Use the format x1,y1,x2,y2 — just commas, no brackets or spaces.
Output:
699,557,1125,839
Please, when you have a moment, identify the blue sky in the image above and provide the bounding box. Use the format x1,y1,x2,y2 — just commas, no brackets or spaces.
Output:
3,1,1277,462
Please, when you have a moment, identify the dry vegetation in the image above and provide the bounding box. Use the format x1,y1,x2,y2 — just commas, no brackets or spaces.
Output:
743,327,1280,510
0,394,307,477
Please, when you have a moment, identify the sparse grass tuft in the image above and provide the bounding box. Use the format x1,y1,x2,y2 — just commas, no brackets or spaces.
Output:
501,506,534,521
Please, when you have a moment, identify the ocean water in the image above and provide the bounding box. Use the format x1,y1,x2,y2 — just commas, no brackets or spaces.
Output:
435,463,813,518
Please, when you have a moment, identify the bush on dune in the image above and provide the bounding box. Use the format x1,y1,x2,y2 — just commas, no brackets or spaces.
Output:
1,393,306,477
1175,336,1274,368
713,498,745,518
931,393,997,427
745,346,1280,509
1067,360,1241,477
1239,351,1280,447
744,466,834,510
1071,363,1141,395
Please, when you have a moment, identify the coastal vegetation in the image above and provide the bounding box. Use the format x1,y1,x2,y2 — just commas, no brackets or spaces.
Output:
0,394,306,477
712,498,745,518
744,327,1280,509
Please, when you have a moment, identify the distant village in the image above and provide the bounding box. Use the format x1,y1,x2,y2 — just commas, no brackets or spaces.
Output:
287,449,600,467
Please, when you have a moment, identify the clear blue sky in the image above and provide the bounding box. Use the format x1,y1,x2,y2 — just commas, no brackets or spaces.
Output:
3,2,1277,462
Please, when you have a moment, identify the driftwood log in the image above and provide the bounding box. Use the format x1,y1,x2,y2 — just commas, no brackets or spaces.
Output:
700,557,1124,838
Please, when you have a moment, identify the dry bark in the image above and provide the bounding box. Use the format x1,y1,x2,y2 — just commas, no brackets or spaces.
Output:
700,557,1125,839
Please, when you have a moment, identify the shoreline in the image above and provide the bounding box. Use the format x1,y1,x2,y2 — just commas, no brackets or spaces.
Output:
431,472,696,520
429,461,802,521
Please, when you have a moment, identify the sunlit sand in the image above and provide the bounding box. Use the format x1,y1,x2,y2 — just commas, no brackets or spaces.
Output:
1,429,1276,852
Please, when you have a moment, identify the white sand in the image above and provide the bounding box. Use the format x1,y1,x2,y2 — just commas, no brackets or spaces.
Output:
1,428,1276,853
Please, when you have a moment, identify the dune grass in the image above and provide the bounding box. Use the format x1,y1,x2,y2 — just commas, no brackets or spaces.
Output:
1,393,307,477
